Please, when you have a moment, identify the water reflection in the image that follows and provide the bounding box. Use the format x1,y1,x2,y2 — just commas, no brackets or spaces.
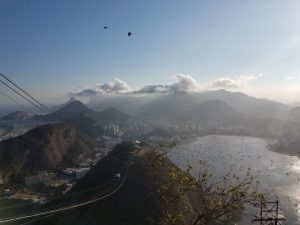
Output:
169,135,300,225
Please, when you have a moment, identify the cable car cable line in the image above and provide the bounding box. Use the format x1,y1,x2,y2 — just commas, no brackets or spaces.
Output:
17,210,64,225
39,158,130,212
0,178,115,212
0,155,130,212
16,173,123,225
0,89,36,115
0,158,131,224
0,74,59,122
0,73,52,114
0,79,48,115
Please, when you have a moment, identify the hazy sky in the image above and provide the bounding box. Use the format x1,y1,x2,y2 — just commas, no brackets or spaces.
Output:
1,0,300,106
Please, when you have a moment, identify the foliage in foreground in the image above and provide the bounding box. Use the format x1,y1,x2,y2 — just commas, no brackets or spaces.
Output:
142,148,265,225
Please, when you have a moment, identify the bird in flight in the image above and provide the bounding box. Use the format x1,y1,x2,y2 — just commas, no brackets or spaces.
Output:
104,26,108,29
128,32,132,36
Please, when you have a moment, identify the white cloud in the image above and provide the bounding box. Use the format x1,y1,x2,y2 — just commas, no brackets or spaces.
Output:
72,74,202,97
135,84,167,94
96,78,132,94
209,74,262,89
169,74,201,93
70,73,260,97
135,74,201,94
71,78,132,96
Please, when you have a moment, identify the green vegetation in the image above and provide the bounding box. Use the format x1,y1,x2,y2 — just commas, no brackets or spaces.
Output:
142,149,264,225
32,142,264,225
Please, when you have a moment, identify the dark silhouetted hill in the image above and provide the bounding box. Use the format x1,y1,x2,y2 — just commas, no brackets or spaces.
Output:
53,101,98,120
65,114,97,137
97,107,130,123
34,142,195,225
0,123,96,182
0,111,31,121
88,90,290,120
30,101,130,128
288,106,300,122
184,100,243,122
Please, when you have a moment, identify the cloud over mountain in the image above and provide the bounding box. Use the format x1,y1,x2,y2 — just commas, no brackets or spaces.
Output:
210,74,262,89
71,78,132,96
135,74,201,94
70,74,261,97
169,74,202,93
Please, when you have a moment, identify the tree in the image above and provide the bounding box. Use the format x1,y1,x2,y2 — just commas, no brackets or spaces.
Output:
144,149,265,225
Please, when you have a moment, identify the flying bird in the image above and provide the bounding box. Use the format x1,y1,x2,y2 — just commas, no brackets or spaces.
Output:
104,26,108,29
128,32,132,36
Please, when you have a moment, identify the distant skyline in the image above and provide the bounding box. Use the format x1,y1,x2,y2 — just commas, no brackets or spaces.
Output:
1,0,300,106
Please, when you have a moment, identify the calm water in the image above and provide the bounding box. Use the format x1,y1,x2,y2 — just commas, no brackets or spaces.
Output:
169,135,300,225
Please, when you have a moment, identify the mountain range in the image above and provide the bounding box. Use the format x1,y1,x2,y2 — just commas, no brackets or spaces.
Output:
0,111,31,121
49,101,130,124
88,89,291,120
1,89,297,128
182,100,244,122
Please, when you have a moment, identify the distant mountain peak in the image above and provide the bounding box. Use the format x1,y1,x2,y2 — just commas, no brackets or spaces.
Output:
98,107,130,123
0,110,31,121
49,100,130,123
101,106,121,113
69,97,77,102
65,100,86,107
55,100,95,116
57,100,87,112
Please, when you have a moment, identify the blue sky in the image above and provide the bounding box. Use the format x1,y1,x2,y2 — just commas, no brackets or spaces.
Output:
1,0,300,106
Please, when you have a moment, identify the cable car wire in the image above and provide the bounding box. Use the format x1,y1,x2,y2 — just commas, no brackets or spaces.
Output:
0,73,52,114
0,158,130,223
0,79,48,115
0,89,36,115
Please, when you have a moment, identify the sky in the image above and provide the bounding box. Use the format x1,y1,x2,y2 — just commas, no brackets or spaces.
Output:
1,0,300,108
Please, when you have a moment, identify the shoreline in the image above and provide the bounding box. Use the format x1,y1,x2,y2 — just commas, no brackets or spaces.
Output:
267,143,300,159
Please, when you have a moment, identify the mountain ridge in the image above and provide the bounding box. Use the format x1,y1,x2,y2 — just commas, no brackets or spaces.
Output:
88,89,290,120
0,111,31,121
0,123,96,182
27,100,130,125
